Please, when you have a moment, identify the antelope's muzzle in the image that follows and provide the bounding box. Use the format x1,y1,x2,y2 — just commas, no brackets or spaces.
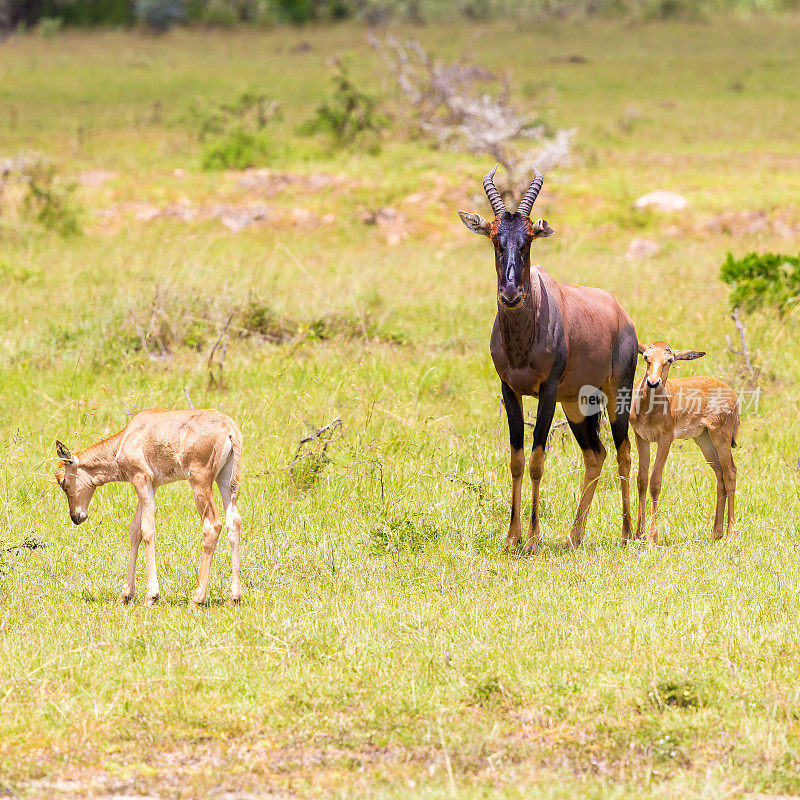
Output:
499,289,524,308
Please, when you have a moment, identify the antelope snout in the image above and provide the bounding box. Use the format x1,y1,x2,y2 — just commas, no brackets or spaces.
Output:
70,510,88,525
499,289,523,308
646,377,662,389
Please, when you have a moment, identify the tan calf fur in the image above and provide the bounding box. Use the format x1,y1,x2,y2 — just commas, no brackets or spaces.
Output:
630,342,739,544
55,409,243,607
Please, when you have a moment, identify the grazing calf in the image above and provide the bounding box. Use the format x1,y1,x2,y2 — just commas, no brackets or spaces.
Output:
630,341,739,543
459,165,638,553
55,409,243,607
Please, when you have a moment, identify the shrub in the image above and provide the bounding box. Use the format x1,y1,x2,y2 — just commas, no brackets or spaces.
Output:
271,0,314,22
202,127,273,169
371,36,573,198
37,16,63,35
200,0,240,25
720,251,800,315
239,299,298,342
135,0,187,31
41,0,134,26
2,156,83,237
300,58,387,152
193,92,281,170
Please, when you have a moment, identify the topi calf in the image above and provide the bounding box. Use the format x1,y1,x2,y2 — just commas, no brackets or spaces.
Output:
55,408,243,607
630,341,739,544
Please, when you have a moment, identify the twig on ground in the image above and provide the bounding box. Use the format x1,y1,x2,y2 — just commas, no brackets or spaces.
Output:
287,417,343,476
547,419,569,448
367,458,385,505
207,311,234,386
445,473,485,503
183,386,194,409
1,535,45,554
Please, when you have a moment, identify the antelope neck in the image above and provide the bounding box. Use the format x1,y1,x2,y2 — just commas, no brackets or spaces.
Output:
77,432,124,486
498,269,538,368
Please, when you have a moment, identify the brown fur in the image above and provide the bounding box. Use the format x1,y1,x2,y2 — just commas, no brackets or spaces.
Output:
460,172,638,552
630,342,739,544
55,409,244,606
491,266,637,551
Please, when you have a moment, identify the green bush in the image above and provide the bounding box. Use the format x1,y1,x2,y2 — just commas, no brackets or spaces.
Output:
135,0,186,30
271,0,314,22
202,127,273,169
37,16,64,35
720,251,800,315
200,0,240,25
41,0,134,26
192,92,281,170
21,160,82,237
300,59,387,152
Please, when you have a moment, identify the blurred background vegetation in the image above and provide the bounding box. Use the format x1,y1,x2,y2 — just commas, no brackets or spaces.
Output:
1,0,800,32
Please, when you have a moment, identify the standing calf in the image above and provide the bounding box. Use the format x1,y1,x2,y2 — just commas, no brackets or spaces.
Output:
55,409,243,607
459,166,638,552
630,341,739,543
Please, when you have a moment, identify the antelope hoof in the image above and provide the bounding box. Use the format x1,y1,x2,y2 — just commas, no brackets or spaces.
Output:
144,594,159,607
119,592,133,605
568,528,583,549
621,526,633,543
503,528,522,552
523,538,539,556
229,597,241,608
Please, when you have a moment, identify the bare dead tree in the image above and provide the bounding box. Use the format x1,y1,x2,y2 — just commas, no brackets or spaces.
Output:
726,307,759,388
369,35,574,201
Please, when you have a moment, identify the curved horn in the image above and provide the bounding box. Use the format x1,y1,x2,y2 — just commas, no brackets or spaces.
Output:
482,164,507,217
516,168,544,218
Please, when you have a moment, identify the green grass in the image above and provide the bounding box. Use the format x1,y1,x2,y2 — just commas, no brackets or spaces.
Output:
1,18,800,799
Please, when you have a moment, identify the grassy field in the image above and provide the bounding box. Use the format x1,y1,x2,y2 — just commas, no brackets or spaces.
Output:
1,17,800,799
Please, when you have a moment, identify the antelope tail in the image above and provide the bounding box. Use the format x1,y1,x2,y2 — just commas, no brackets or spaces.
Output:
230,431,243,497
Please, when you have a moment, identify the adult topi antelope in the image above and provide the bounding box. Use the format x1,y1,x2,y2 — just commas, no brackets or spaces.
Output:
55,409,244,607
631,341,739,543
459,165,638,553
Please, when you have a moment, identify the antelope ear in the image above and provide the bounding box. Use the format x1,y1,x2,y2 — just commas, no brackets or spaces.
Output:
458,211,491,237
56,440,75,465
532,218,554,238
674,349,706,361
637,342,647,355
